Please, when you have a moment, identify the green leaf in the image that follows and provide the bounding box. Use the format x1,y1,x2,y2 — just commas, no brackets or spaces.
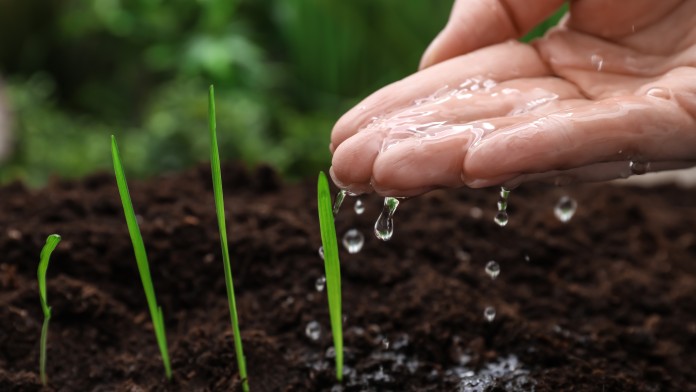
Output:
38,234,61,386
111,135,172,380
317,171,343,381
208,85,249,392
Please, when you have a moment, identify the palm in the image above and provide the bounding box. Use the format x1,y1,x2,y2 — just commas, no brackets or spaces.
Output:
330,0,696,196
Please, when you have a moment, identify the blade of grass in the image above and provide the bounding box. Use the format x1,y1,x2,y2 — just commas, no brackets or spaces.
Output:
317,171,343,381
111,135,172,380
38,234,61,386
208,85,249,392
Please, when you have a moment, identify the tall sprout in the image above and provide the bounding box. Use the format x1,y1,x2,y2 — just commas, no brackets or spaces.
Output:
208,85,249,391
38,234,61,386
111,135,172,380
317,171,343,381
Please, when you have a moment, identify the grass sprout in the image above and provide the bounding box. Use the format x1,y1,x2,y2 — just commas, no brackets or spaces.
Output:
208,85,249,391
317,171,343,381
38,234,61,386
111,135,172,380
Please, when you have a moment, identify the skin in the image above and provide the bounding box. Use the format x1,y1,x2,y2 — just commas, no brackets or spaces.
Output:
329,0,696,196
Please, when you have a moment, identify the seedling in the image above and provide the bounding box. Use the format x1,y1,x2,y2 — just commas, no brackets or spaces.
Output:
111,136,172,380
38,234,61,386
317,171,344,381
208,85,249,391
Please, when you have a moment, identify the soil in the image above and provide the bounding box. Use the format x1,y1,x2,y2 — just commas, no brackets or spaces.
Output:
1,162,695,391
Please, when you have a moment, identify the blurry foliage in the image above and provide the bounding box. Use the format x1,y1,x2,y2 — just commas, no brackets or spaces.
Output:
0,0,564,186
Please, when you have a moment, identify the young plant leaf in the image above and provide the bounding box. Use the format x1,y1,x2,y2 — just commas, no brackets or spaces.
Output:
317,171,343,381
111,135,172,380
208,85,249,392
38,234,61,386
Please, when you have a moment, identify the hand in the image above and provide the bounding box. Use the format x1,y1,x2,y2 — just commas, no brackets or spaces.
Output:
329,0,696,196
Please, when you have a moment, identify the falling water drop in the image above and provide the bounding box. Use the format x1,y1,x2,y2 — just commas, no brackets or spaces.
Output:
354,198,365,215
305,321,322,341
524,254,531,262
484,306,496,322
315,276,326,292
494,211,509,227
333,190,347,215
318,246,324,260
554,196,577,223
342,229,365,254
494,187,511,227
485,260,500,280
374,197,400,241
629,160,651,175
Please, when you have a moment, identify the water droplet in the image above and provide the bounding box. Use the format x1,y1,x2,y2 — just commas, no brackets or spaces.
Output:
524,254,530,262
494,187,510,227
485,260,500,280
318,246,324,259
484,306,496,322
554,196,577,223
354,198,365,215
315,276,326,292
591,54,604,71
305,321,321,341
494,211,508,227
374,197,400,241
333,190,347,215
381,338,390,350
629,160,651,175
342,229,365,254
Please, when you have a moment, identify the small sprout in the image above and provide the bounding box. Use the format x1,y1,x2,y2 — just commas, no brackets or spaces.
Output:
317,171,344,381
38,234,61,386
111,135,172,380
209,85,249,392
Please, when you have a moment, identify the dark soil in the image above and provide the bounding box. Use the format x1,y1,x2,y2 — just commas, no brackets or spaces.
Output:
1,162,695,391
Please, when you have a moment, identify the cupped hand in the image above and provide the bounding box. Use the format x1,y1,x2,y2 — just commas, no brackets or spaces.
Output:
330,0,696,196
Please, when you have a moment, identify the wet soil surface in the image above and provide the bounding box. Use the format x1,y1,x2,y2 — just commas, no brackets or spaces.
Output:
1,163,695,391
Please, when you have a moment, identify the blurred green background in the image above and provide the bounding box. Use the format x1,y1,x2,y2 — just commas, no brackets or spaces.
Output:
0,0,566,186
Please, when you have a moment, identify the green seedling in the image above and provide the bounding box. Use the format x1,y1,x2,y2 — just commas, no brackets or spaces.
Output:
38,234,61,386
208,85,249,392
317,171,343,381
111,136,172,380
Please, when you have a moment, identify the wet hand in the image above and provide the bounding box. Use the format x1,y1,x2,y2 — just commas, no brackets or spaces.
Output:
329,0,696,196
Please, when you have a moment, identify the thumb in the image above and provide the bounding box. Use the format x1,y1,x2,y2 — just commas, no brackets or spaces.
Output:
420,0,565,70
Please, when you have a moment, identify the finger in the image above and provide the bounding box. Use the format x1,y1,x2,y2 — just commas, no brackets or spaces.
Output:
419,0,565,70
496,160,696,189
568,0,684,39
331,41,549,151
464,94,696,182
332,78,582,196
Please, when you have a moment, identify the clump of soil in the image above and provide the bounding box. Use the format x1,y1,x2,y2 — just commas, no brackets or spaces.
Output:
1,163,695,391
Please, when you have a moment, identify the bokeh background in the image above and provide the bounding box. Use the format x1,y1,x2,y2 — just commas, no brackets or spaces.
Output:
0,0,565,186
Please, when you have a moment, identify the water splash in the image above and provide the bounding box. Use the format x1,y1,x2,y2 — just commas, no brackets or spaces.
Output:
354,78,560,153
374,197,400,241
318,246,324,260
